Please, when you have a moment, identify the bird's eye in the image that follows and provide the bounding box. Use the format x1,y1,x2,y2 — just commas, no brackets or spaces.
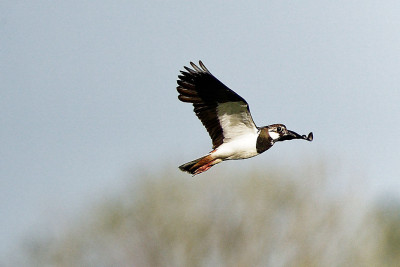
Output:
277,127,282,132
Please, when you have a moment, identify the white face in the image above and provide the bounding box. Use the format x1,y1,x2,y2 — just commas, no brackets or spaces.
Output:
268,130,281,141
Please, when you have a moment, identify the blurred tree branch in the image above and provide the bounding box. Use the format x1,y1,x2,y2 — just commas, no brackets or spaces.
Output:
9,164,400,267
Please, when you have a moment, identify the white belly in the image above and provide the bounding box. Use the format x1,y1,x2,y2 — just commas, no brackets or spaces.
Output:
212,133,259,160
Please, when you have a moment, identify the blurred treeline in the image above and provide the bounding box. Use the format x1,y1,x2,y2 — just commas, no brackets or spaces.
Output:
10,164,400,266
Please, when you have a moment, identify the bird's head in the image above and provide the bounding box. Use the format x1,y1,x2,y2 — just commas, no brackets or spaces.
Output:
267,124,313,143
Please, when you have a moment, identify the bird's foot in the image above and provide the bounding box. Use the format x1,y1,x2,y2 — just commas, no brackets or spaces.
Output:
193,164,212,176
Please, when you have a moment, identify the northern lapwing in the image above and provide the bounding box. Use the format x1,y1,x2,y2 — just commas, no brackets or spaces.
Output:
177,61,313,175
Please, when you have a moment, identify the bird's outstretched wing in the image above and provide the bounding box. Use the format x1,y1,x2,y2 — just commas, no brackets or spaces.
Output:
177,61,258,149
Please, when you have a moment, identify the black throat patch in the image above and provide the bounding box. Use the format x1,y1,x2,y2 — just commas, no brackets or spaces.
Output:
256,128,274,154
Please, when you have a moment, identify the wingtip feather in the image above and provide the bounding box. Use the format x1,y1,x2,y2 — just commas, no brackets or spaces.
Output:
178,95,203,103
190,61,202,72
199,60,210,73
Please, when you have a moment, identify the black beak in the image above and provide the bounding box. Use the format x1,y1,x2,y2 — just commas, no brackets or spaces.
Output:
278,130,313,142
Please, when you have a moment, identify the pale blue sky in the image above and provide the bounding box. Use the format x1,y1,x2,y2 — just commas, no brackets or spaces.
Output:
1,0,400,258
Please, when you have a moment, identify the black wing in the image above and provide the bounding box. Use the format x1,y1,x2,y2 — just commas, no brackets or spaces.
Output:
177,61,257,149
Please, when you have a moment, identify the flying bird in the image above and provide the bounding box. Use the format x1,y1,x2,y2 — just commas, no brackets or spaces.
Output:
177,61,313,175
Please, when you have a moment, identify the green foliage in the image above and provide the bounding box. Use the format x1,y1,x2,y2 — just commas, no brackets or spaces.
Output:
12,165,400,266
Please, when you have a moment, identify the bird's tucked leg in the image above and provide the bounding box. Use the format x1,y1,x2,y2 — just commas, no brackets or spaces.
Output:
192,158,222,176
193,164,213,176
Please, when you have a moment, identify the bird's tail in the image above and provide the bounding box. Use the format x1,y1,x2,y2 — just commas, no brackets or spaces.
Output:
179,154,219,176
